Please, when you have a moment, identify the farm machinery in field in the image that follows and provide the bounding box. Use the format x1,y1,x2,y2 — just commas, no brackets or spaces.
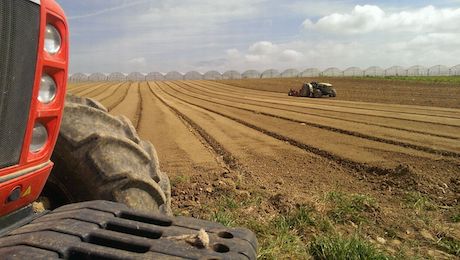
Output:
288,82,337,98
0,0,256,258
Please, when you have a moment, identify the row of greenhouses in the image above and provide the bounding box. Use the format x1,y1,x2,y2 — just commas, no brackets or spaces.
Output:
69,65,460,82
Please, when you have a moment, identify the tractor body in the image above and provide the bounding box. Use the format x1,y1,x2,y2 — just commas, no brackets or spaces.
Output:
0,1,257,258
0,0,68,219
288,82,337,98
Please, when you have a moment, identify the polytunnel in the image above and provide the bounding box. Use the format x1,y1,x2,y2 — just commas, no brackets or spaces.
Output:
384,66,406,76
184,71,203,80
364,66,384,77
222,70,242,80
88,72,107,81
450,64,460,76
343,67,363,77
300,68,320,77
281,69,299,78
69,73,88,82
146,72,165,81
127,72,146,81
260,69,280,78
165,71,184,80
242,70,261,79
108,72,126,81
203,71,222,80
428,65,450,76
406,65,428,76
321,67,342,77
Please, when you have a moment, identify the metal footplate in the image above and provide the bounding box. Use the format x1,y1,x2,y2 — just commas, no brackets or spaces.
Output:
0,201,258,259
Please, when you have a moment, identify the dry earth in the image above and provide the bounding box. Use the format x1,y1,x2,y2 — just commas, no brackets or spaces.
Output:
69,78,460,259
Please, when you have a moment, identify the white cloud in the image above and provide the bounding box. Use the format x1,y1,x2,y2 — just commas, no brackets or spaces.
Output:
128,57,146,65
245,54,264,63
280,49,303,62
248,41,279,55
223,41,306,70
66,1,460,73
304,5,460,34
68,0,151,20
226,49,241,59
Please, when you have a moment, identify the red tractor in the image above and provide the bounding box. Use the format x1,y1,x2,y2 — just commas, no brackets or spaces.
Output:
0,0,256,258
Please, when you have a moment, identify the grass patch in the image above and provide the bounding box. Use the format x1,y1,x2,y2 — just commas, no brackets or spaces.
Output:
258,215,309,259
437,235,460,257
448,206,460,223
309,233,392,260
211,210,236,227
170,174,190,186
403,192,436,212
209,195,316,259
325,192,377,224
353,76,460,84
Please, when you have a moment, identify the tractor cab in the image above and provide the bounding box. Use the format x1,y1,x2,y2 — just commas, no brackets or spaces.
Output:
311,82,336,97
289,82,336,98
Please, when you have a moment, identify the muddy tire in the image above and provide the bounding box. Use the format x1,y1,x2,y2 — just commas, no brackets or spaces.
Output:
44,95,172,215
330,89,337,97
313,89,322,98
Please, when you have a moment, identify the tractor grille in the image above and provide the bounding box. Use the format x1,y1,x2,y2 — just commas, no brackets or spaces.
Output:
0,0,40,168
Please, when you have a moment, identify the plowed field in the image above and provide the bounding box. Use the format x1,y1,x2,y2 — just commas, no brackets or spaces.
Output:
69,79,460,259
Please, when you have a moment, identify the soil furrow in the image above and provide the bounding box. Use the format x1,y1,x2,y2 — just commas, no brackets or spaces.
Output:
214,80,458,112
184,81,460,140
135,83,143,129
108,82,141,128
85,83,123,101
158,81,422,175
148,82,239,170
101,83,131,111
134,82,223,177
166,81,460,158
191,81,460,127
72,82,113,97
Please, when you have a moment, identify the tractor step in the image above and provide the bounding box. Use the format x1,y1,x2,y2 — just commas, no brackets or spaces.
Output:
0,200,257,259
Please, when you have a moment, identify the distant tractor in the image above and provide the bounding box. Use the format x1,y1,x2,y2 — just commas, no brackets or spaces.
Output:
288,82,337,98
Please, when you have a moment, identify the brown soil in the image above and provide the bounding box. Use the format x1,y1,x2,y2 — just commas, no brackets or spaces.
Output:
221,77,460,108
73,78,460,258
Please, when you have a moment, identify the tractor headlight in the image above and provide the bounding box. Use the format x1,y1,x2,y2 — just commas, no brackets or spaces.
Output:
44,24,61,55
39,74,57,104
30,123,48,153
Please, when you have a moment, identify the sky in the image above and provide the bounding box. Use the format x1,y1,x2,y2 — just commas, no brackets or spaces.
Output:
56,0,460,74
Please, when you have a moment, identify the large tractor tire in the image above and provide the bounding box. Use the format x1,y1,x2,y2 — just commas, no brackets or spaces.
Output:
43,95,172,215
313,89,323,98
330,89,337,97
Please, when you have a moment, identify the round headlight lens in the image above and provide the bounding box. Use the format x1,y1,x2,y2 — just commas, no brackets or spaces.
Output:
44,24,61,54
39,74,57,104
30,123,48,153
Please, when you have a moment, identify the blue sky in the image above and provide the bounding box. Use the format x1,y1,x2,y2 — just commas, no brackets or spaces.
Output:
56,0,460,74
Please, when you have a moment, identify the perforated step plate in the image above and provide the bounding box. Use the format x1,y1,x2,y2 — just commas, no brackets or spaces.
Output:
0,201,257,259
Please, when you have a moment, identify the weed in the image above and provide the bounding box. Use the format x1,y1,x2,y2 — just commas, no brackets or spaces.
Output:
325,191,377,224
404,192,436,212
354,76,460,84
285,206,315,232
170,175,190,186
451,214,460,223
384,227,398,239
258,213,310,259
212,202,317,259
317,217,334,232
221,196,239,209
211,210,235,227
448,206,460,223
437,235,460,256
309,233,392,260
